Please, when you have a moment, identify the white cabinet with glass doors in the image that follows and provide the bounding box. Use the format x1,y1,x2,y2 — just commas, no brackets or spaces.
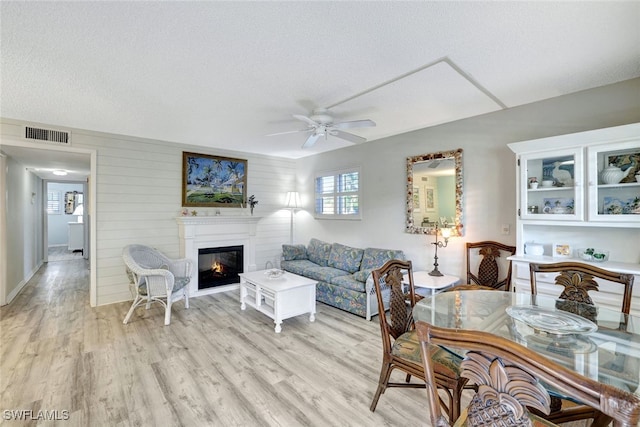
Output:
512,124,640,226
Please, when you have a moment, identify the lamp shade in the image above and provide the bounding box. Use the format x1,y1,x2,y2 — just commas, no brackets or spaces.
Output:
72,204,83,216
441,227,451,239
285,191,300,209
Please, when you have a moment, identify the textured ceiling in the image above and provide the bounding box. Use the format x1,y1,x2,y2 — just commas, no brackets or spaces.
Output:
1,1,639,167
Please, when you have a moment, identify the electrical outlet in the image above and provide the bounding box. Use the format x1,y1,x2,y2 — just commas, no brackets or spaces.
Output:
501,224,510,235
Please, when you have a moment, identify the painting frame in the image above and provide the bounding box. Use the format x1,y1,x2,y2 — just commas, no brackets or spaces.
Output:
424,186,435,211
552,242,572,258
182,152,247,208
412,186,420,213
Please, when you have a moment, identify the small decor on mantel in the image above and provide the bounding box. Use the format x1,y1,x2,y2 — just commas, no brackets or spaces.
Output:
180,208,199,216
248,195,258,215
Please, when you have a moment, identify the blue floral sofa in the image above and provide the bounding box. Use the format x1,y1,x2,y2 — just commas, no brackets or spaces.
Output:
280,238,405,320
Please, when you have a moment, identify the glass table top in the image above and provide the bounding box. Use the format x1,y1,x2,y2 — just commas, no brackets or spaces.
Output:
413,290,640,396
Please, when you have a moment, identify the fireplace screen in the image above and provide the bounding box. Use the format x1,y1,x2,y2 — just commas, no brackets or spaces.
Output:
198,245,243,289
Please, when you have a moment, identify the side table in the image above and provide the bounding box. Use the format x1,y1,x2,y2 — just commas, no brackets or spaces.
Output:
404,271,460,297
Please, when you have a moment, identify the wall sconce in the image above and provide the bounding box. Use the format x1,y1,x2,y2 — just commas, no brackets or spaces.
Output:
284,191,300,244
428,222,451,277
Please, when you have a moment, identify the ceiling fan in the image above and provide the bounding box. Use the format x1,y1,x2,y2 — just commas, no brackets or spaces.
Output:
268,108,376,148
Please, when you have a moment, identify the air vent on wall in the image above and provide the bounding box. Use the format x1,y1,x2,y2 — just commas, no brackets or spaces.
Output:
24,126,71,145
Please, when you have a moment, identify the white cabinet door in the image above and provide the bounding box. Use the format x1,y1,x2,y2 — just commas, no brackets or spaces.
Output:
519,147,584,221
587,139,640,223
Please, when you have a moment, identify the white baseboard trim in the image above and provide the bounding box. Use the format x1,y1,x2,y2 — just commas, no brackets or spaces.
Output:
5,261,42,305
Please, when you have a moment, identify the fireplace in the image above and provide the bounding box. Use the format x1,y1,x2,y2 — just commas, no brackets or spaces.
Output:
198,245,244,289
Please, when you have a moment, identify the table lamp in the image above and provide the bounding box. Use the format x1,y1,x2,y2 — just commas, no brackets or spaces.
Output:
429,223,450,276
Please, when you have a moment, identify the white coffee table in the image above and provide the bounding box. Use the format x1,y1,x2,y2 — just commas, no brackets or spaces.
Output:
239,270,317,333
403,271,460,297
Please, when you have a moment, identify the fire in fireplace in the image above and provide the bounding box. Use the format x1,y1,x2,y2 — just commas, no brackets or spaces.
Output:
198,245,244,289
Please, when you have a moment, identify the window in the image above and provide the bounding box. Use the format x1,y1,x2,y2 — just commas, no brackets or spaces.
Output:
314,168,361,219
47,191,61,214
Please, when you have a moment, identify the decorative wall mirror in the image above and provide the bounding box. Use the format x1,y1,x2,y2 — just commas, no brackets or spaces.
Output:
64,191,83,214
406,148,463,236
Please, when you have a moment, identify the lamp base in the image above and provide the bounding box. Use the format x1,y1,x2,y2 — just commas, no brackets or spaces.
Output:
429,268,443,277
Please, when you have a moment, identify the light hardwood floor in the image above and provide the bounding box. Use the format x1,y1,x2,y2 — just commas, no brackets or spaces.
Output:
1,259,435,426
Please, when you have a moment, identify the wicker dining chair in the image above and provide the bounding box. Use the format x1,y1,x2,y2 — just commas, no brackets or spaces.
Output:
416,321,640,427
529,261,635,425
466,241,516,291
122,244,193,326
369,259,467,423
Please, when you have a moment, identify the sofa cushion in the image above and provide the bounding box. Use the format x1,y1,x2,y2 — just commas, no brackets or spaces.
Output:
352,268,373,283
282,244,307,261
303,266,350,283
280,259,318,276
330,274,366,293
307,238,332,267
328,243,364,273
360,247,405,270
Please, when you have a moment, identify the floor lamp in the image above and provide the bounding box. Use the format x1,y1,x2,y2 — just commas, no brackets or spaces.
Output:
285,191,300,244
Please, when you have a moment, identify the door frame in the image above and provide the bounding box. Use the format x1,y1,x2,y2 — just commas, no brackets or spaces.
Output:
0,138,97,307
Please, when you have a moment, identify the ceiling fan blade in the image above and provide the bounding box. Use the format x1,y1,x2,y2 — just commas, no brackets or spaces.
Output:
266,128,312,137
331,130,366,144
302,132,322,149
333,119,376,129
293,114,319,127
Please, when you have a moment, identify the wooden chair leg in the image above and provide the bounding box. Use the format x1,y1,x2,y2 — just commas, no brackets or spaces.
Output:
370,362,392,411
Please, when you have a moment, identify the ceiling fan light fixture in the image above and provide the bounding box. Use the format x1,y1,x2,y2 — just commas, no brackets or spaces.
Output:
289,108,376,148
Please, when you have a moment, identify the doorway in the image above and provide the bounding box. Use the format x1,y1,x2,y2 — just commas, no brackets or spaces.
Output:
46,181,86,262
0,140,96,306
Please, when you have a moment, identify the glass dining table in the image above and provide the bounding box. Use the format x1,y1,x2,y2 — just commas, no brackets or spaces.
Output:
412,290,640,398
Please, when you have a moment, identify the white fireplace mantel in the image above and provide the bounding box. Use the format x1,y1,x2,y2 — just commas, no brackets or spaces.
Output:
176,215,261,297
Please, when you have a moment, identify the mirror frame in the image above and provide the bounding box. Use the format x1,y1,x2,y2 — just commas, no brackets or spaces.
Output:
405,148,463,236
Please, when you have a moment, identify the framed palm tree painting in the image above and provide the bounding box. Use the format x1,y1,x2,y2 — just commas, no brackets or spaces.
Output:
182,152,247,207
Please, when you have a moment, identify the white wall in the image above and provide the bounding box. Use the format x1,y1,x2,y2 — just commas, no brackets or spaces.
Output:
294,78,640,280
2,154,43,302
1,122,296,306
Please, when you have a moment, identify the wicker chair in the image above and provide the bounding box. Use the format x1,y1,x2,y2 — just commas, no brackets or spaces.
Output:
369,259,467,423
122,244,193,326
529,261,635,424
466,241,516,291
416,321,640,427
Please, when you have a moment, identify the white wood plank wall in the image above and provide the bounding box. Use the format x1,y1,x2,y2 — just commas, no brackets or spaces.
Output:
1,119,295,306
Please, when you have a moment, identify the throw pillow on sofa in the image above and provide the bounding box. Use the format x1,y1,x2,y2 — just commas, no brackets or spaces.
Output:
307,238,332,266
282,244,307,261
328,243,364,273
